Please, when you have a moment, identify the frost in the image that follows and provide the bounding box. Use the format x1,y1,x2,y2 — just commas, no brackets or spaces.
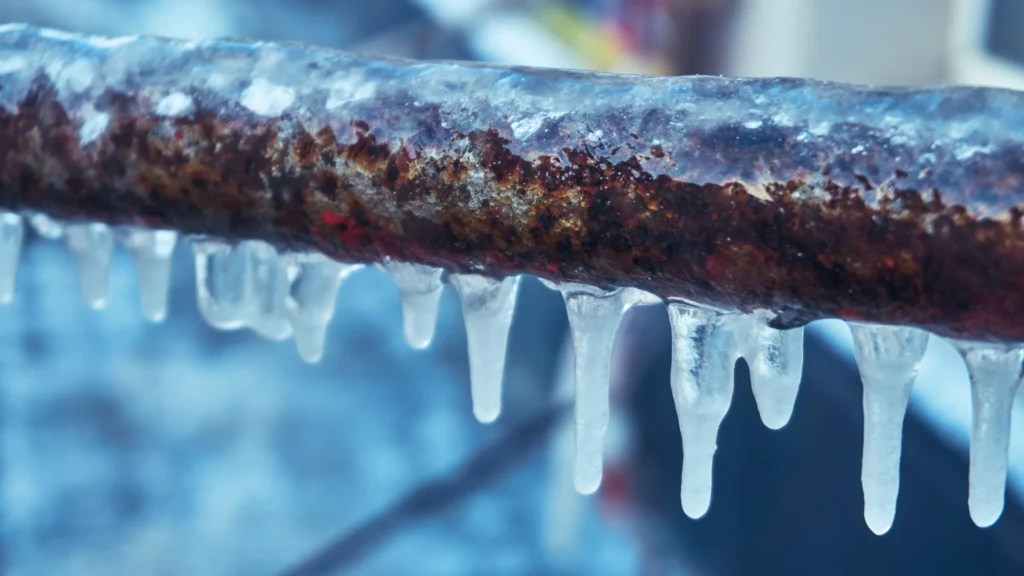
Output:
240,78,295,116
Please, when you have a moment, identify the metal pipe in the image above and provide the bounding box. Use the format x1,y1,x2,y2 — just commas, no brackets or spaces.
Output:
1,24,1023,341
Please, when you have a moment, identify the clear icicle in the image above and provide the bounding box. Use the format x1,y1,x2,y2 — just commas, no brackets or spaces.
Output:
0,211,24,303
555,283,659,495
743,312,804,430
667,302,740,519
378,260,444,349
849,323,929,535
65,223,115,309
122,228,177,322
450,274,522,424
956,342,1024,527
27,213,64,239
285,255,362,363
243,241,292,341
192,239,248,330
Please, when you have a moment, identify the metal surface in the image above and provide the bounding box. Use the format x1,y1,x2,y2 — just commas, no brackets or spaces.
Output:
1,25,1024,341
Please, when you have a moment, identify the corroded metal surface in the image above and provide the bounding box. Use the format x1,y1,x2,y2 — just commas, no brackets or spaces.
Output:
1,25,1024,341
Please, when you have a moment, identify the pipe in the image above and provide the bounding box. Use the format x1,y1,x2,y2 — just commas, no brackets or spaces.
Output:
1,24,1023,341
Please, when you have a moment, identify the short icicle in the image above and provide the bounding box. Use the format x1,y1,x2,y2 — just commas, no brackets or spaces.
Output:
192,239,248,330
849,323,929,535
122,228,177,322
555,283,660,495
955,342,1024,528
378,260,445,349
743,311,804,429
243,241,292,341
0,211,24,303
65,222,115,309
27,213,64,239
285,255,362,363
667,302,741,519
449,274,522,423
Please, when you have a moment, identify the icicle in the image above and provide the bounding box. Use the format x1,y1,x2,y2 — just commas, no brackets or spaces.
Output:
27,213,64,239
955,342,1024,527
667,302,740,519
849,323,929,535
285,254,362,363
122,228,177,322
449,274,521,423
243,241,292,341
192,239,248,330
378,260,444,349
742,312,804,430
0,211,24,303
65,222,114,309
552,283,659,495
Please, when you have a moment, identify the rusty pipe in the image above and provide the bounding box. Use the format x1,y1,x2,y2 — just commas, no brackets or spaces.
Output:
1,25,1023,342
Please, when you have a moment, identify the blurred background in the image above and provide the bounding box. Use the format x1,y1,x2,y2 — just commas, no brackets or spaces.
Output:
2,0,1024,574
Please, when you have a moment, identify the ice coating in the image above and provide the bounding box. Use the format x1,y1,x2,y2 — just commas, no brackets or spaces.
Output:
0,211,24,303
667,302,741,519
285,255,362,363
554,283,660,495
741,312,805,429
849,323,929,535
955,342,1024,527
378,260,445,349
450,274,522,423
122,228,177,322
65,222,114,309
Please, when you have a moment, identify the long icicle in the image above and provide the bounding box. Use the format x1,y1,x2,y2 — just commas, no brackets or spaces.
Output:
956,342,1024,527
667,302,740,519
450,274,521,424
557,284,658,495
849,323,929,535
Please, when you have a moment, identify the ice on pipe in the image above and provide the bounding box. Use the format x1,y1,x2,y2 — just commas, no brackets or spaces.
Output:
27,212,64,239
0,211,24,303
285,254,362,363
65,222,114,309
243,241,292,341
378,260,444,349
122,228,177,322
741,312,804,430
955,342,1024,527
849,323,929,535
667,302,741,519
550,282,660,495
450,274,521,423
